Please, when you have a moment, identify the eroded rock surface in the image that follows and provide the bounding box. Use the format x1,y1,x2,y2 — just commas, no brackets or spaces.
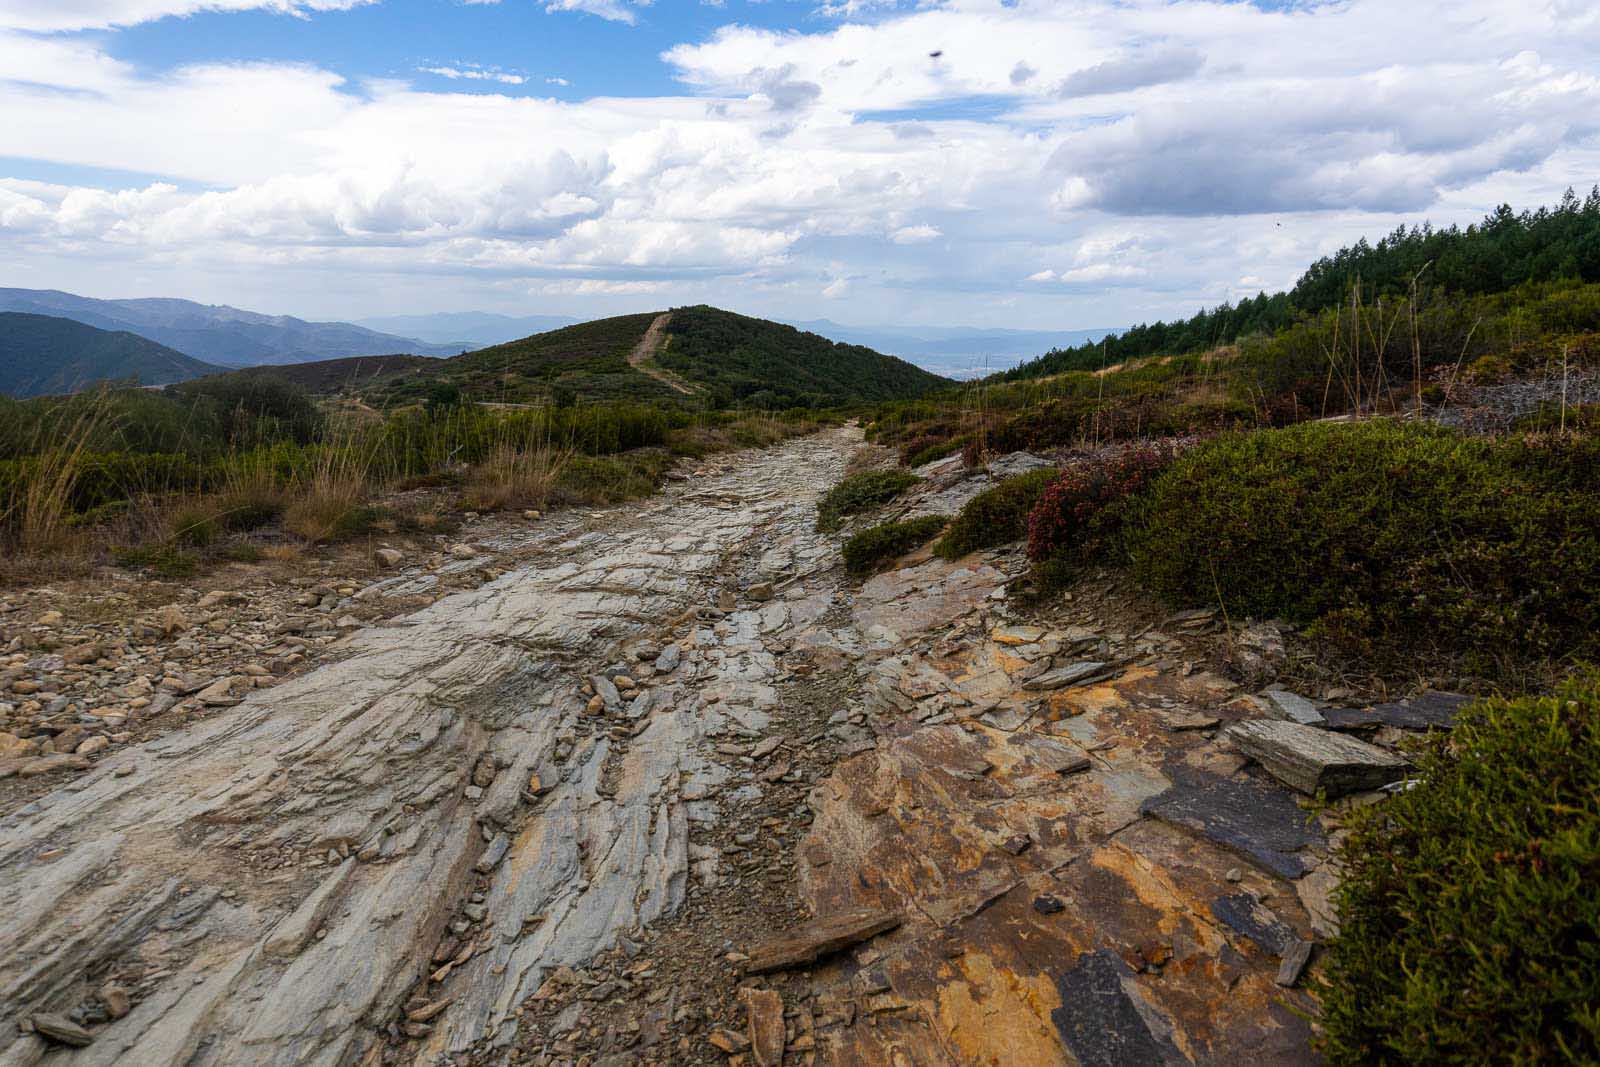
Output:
3,430,1457,1066
0,430,855,1066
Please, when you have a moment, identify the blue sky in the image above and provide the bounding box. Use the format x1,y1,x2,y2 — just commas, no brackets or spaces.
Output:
2,0,1597,329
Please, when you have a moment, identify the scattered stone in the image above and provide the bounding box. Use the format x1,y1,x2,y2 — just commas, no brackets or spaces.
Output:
1225,719,1407,797
1261,689,1326,727
1276,940,1314,988
1232,622,1286,682
1032,894,1066,915
739,987,785,1067
1021,661,1113,691
37,610,64,628
448,544,478,560
374,548,405,568
654,644,681,673
196,590,246,610
991,624,1045,646
745,907,902,974
99,983,131,1020
708,1029,750,1054
75,735,109,756
31,1013,94,1047
475,833,510,874
747,582,774,602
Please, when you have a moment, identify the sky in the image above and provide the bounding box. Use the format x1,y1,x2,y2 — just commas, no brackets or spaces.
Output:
1,0,1598,330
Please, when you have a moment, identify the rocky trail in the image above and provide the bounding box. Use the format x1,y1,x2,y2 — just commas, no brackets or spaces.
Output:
1,427,1460,1066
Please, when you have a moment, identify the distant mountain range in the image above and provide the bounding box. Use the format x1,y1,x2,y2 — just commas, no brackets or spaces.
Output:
784,320,1119,378
355,312,580,348
0,288,464,366
0,313,225,398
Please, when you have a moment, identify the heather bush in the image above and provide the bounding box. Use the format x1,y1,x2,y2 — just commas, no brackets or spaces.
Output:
816,469,918,532
1126,421,1600,673
843,516,948,576
1316,673,1600,1063
1024,446,1178,576
935,467,1058,559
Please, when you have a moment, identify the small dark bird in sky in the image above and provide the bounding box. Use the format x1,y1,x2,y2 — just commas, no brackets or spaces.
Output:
929,50,943,58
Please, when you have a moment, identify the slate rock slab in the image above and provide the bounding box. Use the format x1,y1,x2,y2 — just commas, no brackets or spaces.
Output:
1226,719,1406,797
1261,689,1326,727
1049,950,1184,1066
1022,661,1114,691
1142,770,1324,879
1322,691,1472,732
744,907,902,973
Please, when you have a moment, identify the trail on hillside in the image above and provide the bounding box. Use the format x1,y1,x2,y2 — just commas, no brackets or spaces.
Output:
627,312,699,396
1,436,1354,1067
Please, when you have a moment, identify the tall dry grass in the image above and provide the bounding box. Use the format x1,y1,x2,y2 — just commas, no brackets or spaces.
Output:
282,419,382,542
461,424,572,512
0,391,118,560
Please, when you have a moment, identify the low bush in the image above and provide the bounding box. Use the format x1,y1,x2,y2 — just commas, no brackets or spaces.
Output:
554,451,674,505
935,467,1058,559
842,516,948,576
1126,421,1600,673
1026,446,1177,574
1316,673,1600,1063
816,469,918,531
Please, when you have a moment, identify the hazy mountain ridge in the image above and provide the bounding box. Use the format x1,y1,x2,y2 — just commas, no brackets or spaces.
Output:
0,289,464,366
0,313,226,397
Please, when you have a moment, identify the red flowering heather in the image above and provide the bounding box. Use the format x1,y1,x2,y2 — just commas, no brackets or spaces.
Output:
1026,446,1176,564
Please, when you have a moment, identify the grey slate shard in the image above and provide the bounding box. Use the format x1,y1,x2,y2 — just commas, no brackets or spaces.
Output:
1050,950,1183,1066
1141,770,1323,879
1210,893,1300,956
1021,661,1114,691
1322,691,1472,732
1261,689,1326,727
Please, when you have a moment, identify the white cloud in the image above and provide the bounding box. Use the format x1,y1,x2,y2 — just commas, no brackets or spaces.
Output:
0,0,373,32
542,0,648,24
419,66,527,86
890,224,940,244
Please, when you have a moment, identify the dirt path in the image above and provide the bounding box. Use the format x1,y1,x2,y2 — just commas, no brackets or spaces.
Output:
627,312,698,396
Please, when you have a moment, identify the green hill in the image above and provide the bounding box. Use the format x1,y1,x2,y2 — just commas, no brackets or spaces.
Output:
0,313,225,398
367,306,952,408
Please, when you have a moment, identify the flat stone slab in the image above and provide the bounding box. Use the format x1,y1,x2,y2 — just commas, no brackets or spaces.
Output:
1261,689,1326,727
1050,951,1184,1066
1226,719,1407,797
1322,691,1472,732
1210,893,1301,957
1142,770,1324,879
744,907,902,974
1022,661,1113,691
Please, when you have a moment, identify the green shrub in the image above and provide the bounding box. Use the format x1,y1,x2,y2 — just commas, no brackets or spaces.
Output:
816,469,918,531
935,467,1058,559
842,516,948,576
1127,421,1600,673
1316,673,1600,1064
113,544,198,579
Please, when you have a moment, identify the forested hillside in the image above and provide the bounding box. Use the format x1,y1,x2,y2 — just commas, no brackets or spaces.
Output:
0,313,224,397
1000,189,1600,381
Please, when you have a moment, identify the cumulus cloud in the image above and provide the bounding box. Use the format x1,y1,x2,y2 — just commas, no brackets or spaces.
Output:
1058,45,1203,97
4,0,1600,325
